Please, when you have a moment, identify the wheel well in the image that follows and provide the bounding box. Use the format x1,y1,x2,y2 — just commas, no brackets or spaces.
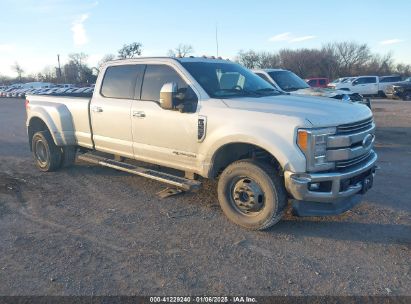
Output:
28,117,49,150
210,143,281,178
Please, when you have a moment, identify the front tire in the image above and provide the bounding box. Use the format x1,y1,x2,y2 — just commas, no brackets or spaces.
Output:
217,159,287,230
32,131,62,172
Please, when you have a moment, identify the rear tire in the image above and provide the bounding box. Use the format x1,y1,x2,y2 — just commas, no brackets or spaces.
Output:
217,159,287,230
32,131,62,172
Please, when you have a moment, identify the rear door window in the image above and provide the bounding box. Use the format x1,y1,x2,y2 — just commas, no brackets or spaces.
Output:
364,77,377,84
101,65,145,99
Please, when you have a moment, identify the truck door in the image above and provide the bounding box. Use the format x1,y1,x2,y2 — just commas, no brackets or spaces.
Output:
364,77,378,95
352,77,368,94
90,64,145,158
131,64,200,171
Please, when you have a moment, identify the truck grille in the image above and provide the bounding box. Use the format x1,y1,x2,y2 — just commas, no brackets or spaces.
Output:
337,117,373,135
336,151,372,169
329,117,376,170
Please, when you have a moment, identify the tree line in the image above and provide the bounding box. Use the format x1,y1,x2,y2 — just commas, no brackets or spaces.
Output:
1,41,410,85
236,41,411,79
1,42,196,86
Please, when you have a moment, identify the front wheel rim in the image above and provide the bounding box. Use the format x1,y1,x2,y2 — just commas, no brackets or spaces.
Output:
230,177,265,215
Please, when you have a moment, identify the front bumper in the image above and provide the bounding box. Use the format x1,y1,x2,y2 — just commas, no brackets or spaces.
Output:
284,150,377,215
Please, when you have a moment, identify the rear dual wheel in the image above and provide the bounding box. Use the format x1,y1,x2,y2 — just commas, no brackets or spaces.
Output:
32,131,76,172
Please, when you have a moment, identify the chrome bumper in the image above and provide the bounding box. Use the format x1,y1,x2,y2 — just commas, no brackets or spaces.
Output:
284,150,377,203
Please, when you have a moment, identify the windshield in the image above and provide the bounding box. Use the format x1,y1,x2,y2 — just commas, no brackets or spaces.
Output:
180,61,281,98
267,70,309,91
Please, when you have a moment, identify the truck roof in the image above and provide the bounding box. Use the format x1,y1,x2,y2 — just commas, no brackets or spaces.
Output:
103,56,232,68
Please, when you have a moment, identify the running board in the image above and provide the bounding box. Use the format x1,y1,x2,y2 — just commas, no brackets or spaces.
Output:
77,153,201,191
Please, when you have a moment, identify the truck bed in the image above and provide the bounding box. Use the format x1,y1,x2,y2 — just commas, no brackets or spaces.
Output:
26,94,93,148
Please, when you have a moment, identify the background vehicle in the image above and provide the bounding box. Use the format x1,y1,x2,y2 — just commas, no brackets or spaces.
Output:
385,77,411,100
306,77,329,88
253,69,370,107
327,77,351,89
26,57,377,230
379,75,403,95
335,75,402,96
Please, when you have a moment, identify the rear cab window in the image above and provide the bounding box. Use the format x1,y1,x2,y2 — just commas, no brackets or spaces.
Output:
100,65,145,99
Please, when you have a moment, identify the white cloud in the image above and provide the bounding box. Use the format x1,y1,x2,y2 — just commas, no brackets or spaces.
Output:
290,35,316,43
71,14,89,47
268,32,292,42
379,39,404,45
268,32,316,43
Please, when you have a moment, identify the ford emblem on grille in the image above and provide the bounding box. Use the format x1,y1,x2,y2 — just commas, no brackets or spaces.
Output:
362,134,374,148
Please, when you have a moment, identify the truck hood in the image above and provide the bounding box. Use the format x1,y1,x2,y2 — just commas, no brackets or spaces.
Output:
222,94,372,127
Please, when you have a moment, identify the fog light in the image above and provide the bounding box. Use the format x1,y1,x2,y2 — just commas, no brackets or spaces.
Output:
309,183,320,191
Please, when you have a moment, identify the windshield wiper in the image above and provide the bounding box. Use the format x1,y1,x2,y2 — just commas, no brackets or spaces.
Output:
215,88,260,97
284,86,306,92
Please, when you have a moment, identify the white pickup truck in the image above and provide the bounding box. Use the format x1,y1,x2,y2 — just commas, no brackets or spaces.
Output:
26,57,377,230
335,75,402,96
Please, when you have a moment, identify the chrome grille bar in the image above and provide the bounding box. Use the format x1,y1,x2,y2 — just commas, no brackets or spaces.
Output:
337,117,374,134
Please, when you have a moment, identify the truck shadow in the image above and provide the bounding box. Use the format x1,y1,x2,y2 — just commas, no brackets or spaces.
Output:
268,218,411,246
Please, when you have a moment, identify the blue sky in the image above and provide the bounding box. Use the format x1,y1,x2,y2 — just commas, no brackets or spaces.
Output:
1,0,410,77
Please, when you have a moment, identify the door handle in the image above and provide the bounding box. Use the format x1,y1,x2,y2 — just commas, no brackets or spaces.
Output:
92,106,103,113
133,111,146,118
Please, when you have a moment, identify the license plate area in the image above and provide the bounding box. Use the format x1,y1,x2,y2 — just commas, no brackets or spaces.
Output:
360,173,374,194
340,169,374,193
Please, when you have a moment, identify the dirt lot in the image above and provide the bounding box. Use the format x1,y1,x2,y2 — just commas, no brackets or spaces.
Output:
0,98,410,296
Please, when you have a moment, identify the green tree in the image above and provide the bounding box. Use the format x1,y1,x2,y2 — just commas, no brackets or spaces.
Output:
118,42,143,59
12,62,24,82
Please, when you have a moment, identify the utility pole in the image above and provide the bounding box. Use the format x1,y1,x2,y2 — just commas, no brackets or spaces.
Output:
215,24,219,57
57,54,62,82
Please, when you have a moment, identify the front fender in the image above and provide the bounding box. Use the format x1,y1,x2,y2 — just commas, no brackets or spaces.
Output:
27,101,76,146
200,126,306,176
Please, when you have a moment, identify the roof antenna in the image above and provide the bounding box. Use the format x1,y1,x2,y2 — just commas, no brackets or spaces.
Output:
215,23,219,57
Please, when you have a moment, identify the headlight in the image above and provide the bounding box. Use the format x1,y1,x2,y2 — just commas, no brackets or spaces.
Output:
297,127,336,172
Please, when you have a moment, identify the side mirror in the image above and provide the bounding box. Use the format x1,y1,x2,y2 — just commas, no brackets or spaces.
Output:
352,81,358,86
159,82,177,110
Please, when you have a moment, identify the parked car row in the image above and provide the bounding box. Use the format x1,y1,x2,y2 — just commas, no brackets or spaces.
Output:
0,84,94,99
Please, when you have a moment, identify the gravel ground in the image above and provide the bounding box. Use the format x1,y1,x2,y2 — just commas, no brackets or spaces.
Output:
0,98,410,296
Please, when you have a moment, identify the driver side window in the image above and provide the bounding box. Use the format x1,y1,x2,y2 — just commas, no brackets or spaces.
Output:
141,65,188,102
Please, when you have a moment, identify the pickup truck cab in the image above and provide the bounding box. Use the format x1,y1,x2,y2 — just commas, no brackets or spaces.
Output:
26,57,377,230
